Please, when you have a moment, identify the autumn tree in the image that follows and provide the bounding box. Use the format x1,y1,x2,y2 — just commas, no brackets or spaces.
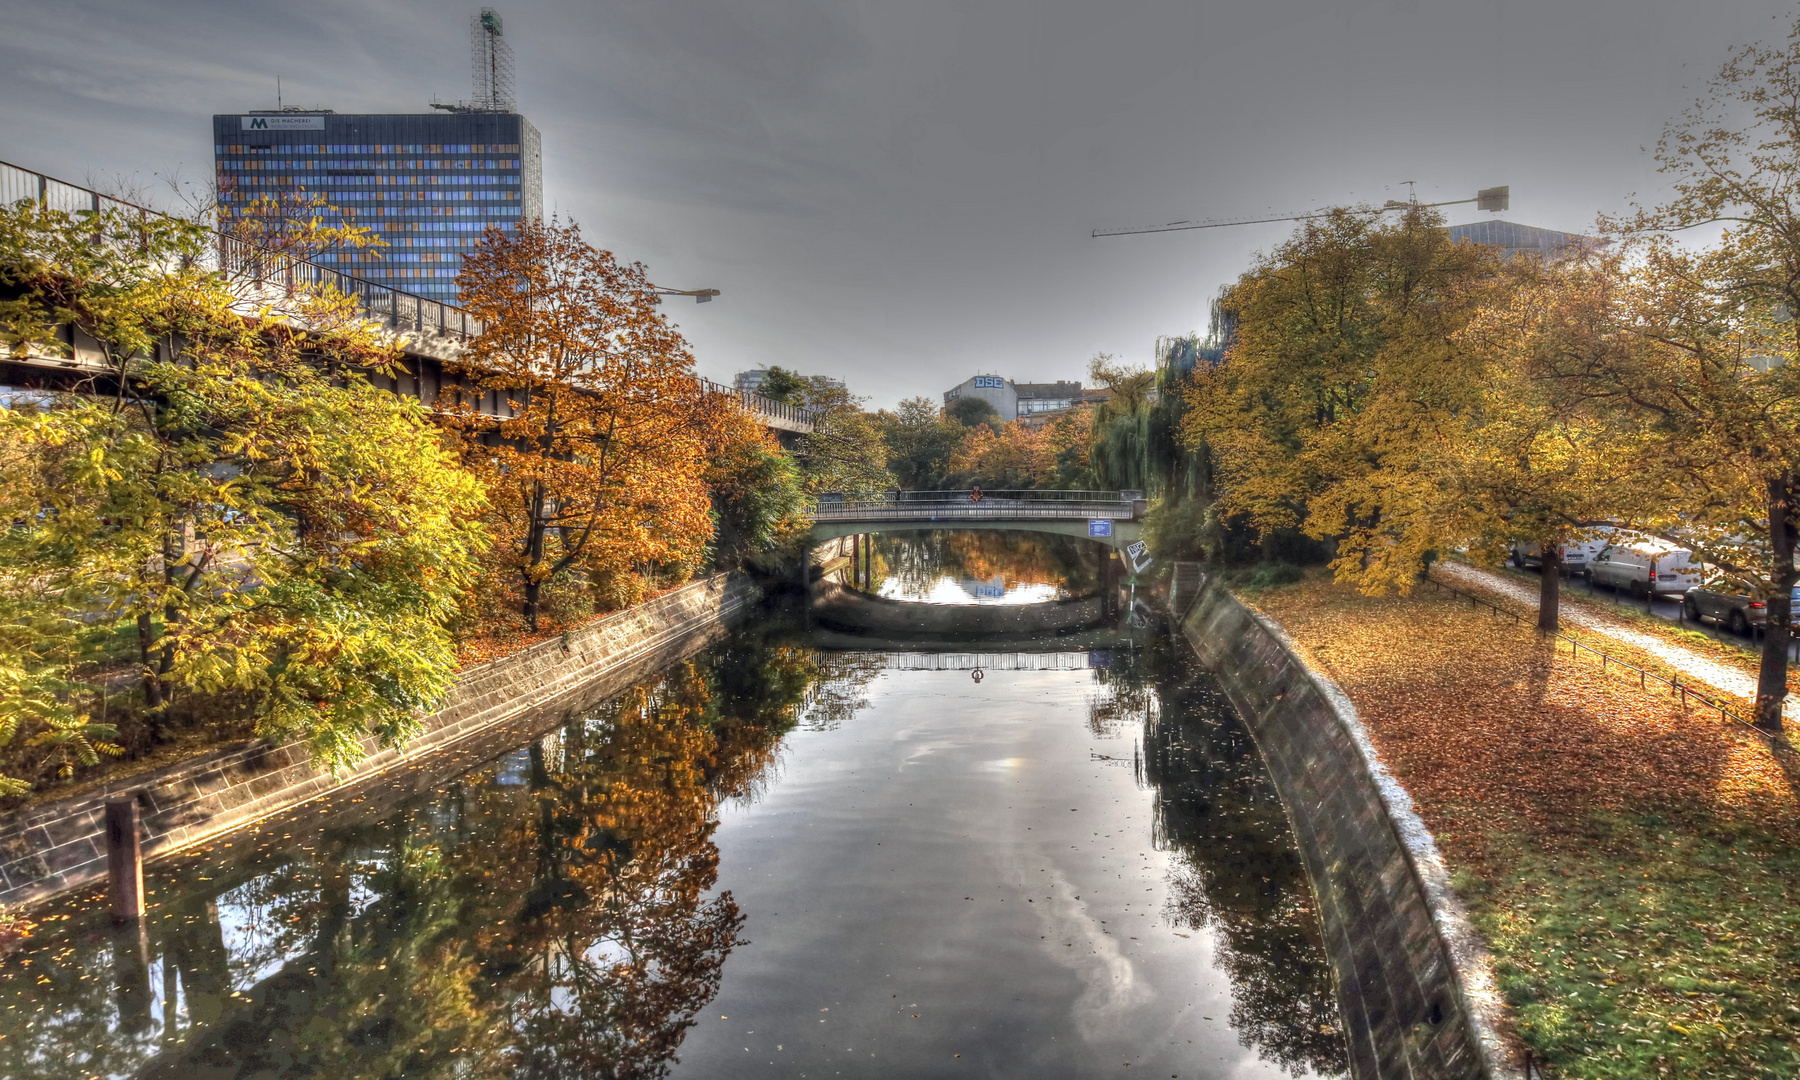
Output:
1183,206,1506,570
449,218,718,629
1445,251,1648,631
947,419,1055,488
945,394,1002,432
703,407,810,570
878,396,963,489
1551,25,1800,731
0,198,487,777
785,376,895,497
1043,404,1096,489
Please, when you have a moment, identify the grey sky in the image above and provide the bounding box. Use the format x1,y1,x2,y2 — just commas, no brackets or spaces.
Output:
3,0,1792,408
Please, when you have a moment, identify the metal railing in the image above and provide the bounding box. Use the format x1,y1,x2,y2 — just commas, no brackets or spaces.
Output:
3,159,483,340
888,489,1139,503
3,159,819,429
696,377,821,428
812,489,1140,521
1420,567,1793,750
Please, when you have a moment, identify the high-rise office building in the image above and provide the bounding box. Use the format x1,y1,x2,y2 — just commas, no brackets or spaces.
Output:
212,110,543,302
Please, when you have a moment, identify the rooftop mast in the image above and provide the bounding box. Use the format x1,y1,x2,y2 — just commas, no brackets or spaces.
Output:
431,8,515,113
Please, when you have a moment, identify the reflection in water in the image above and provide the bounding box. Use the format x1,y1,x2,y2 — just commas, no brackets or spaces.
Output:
0,618,1343,1078
873,530,1100,604
1128,637,1346,1076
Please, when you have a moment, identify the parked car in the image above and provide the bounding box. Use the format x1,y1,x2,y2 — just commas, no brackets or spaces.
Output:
1510,528,1613,576
1684,581,1800,636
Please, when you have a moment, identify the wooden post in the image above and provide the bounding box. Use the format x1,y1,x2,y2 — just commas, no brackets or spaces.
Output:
106,798,145,923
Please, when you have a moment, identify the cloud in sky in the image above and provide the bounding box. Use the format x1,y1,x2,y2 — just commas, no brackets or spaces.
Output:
2,0,1792,407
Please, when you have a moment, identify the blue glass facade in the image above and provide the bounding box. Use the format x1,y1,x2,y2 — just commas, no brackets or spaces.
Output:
212,112,543,302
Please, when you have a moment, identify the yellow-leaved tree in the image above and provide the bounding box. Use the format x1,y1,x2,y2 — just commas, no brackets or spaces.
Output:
1183,205,1506,577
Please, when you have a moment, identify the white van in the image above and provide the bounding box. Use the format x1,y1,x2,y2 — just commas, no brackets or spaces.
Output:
1510,527,1614,576
1588,533,1701,598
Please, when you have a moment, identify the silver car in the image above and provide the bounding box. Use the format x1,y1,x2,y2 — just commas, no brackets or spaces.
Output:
1684,582,1800,636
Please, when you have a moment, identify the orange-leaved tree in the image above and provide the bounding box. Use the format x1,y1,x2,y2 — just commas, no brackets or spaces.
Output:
949,420,1055,489
448,218,719,631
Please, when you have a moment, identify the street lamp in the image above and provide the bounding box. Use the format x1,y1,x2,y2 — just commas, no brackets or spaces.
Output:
655,286,721,304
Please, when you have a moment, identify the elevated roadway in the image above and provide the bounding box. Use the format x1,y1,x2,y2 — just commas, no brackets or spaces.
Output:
0,159,815,436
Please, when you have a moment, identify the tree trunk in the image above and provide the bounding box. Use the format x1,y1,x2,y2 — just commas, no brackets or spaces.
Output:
523,488,548,632
1538,545,1561,633
1754,477,1796,733
135,611,164,710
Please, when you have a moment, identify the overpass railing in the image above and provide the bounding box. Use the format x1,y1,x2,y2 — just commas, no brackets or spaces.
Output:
2,158,820,430
697,377,821,429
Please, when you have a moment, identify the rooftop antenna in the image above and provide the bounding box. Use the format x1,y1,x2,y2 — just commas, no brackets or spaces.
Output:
276,76,281,110
433,8,515,112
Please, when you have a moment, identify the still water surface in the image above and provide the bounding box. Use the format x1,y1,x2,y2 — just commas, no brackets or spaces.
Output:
0,534,1344,1079
873,531,1096,605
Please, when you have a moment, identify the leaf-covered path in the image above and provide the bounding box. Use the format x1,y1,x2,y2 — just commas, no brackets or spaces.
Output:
1437,562,1799,725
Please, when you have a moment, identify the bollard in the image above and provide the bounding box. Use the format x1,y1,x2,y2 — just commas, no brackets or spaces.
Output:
105,798,144,923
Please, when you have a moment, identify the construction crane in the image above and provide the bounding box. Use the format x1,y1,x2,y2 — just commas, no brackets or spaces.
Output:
1091,185,1509,239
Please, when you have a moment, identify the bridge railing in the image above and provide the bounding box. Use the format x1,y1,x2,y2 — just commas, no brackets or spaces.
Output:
812,489,1143,520
886,489,1140,504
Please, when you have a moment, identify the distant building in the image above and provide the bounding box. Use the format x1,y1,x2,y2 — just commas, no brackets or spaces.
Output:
1015,380,1082,417
212,109,544,303
943,374,1018,419
735,368,844,398
1447,220,1600,259
944,375,1088,423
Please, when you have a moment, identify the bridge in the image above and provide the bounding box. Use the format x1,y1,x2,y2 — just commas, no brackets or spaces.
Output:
809,489,1147,549
802,491,1151,622
0,159,817,436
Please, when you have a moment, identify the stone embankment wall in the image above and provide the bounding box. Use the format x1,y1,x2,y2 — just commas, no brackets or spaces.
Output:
0,572,760,908
1177,576,1516,1080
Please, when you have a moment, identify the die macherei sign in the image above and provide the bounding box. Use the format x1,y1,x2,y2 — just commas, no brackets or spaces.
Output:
242,115,326,130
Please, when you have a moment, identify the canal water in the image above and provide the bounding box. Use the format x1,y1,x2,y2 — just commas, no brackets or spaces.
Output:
0,533,1345,1079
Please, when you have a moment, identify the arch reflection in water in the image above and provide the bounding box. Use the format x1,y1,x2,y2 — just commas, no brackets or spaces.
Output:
869,530,1102,604
0,624,1343,1079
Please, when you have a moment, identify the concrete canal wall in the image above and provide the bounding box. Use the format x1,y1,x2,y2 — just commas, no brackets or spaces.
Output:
1177,575,1516,1080
0,572,762,908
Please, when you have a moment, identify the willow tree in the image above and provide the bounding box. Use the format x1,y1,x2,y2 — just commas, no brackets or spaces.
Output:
450,219,719,628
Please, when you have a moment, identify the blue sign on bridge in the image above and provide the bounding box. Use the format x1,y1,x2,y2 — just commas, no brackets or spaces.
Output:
1087,519,1112,537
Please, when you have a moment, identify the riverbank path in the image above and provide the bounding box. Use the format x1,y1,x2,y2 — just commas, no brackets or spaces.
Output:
1438,561,1799,724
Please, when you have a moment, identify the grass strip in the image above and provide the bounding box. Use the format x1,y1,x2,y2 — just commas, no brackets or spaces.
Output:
1241,572,1800,1079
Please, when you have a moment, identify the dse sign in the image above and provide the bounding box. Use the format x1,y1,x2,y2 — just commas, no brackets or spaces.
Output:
972,376,1005,389
241,115,325,130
